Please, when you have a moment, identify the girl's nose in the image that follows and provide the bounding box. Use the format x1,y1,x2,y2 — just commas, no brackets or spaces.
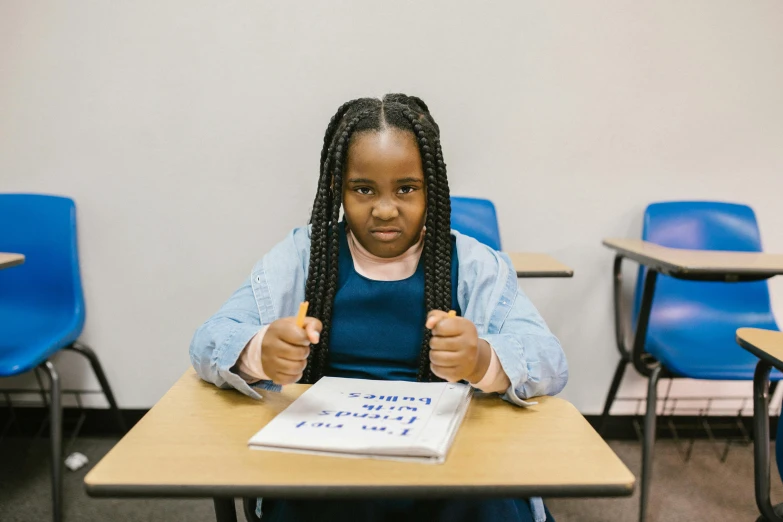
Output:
371,199,399,220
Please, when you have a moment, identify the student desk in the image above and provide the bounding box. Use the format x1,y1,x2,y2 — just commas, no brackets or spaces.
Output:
602,238,783,521
506,252,573,278
85,369,634,522
601,237,783,417
0,253,25,270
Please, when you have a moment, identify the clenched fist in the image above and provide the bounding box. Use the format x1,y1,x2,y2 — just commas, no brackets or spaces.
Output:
261,316,322,385
426,311,490,383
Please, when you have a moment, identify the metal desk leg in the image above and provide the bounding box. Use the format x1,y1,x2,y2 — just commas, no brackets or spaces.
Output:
753,361,783,522
214,497,237,522
640,365,661,522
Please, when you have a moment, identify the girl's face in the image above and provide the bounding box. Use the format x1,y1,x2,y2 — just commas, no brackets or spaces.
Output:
342,128,427,258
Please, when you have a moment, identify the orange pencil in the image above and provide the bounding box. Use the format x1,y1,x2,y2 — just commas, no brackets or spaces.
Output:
295,301,309,328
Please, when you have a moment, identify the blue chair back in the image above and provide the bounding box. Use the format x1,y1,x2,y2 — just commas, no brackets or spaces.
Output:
0,194,85,327
632,201,775,331
450,196,502,250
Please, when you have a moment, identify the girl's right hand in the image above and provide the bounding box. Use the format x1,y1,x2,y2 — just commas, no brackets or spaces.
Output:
261,317,322,385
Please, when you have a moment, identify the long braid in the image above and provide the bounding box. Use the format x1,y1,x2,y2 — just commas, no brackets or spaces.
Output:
400,109,452,381
305,100,375,382
308,99,363,301
304,95,452,383
433,137,452,310
306,108,375,382
303,168,331,383
315,120,350,378
305,157,332,312
420,209,437,382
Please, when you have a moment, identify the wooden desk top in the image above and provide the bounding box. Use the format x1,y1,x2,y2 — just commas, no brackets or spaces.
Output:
506,252,574,278
736,328,783,370
603,238,783,280
85,369,634,499
0,253,25,270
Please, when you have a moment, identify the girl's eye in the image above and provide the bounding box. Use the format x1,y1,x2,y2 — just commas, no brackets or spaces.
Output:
398,186,417,194
355,187,374,196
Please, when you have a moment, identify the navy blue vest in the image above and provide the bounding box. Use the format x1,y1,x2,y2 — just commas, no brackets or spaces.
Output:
326,224,459,381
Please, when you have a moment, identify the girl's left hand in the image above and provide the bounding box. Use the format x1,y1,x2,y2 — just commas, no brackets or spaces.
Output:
426,311,490,383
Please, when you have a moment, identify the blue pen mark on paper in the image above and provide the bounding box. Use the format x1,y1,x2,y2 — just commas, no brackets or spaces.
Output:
286,386,442,439
295,421,344,429
362,404,418,412
296,406,423,436
348,393,432,405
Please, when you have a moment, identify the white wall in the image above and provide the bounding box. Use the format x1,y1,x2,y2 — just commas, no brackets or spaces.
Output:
2,1,782,413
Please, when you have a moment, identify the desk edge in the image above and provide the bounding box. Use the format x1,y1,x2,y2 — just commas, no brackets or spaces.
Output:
85,481,635,500
516,270,574,278
602,239,783,278
736,329,783,371
0,256,25,269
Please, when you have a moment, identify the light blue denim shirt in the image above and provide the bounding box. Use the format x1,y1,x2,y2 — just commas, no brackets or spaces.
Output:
190,226,568,522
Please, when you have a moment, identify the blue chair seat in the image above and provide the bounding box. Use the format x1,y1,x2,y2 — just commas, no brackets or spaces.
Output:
0,305,82,376
648,322,781,380
645,276,780,380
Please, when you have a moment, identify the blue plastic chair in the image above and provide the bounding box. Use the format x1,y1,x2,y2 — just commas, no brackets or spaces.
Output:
633,202,779,380
0,194,124,522
449,196,502,250
601,201,781,522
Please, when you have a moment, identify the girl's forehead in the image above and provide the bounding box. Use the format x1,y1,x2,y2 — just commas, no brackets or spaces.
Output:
347,129,422,175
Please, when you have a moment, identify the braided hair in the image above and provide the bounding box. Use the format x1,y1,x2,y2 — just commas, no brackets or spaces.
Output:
301,94,452,384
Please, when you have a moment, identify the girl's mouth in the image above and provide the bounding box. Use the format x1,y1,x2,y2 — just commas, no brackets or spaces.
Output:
370,228,402,242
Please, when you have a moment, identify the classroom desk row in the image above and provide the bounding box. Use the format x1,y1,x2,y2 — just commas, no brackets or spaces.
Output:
13,240,783,522
84,240,783,522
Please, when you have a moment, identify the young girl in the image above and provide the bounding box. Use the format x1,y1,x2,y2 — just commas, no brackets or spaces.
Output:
190,94,568,522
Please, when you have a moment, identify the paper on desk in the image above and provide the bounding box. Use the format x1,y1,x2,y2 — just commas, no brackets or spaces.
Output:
248,377,472,464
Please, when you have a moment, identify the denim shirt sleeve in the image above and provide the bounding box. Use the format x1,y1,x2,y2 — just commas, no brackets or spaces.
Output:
189,227,310,399
189,277,274,399
455,233,568,406
484,257,569,405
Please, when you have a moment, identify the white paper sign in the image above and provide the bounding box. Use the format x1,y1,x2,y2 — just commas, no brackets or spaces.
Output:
249,377,472,463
